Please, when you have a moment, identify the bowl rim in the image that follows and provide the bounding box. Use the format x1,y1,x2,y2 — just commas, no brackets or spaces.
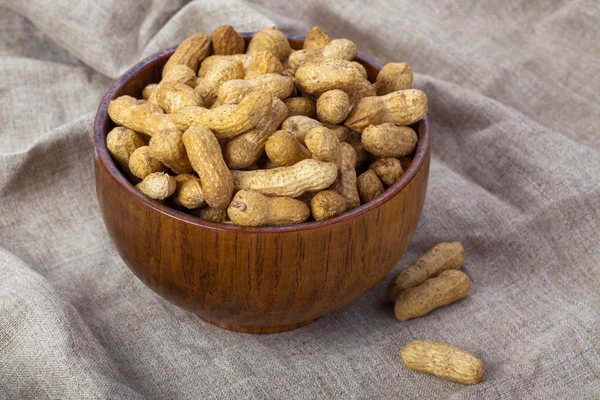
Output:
93,33,431,234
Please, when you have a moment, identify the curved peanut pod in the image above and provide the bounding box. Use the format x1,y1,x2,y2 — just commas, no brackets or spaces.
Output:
217,74,294,104
310,190,347,221
148,128,193,174
283,97,316,117
173,174,205,209
295,59,364,96
211,25,245,55
376,62,413,95
265,130,312,166
394,270,471,322
281,116,322,145
136,172,176,200
304,26,331,50
182,126,234,210
227,190,310,226
108,96,178,136
401,340,484,385
362,123,418,157
223,98,289,169
370,157,404,187
162,65,197,87
173,91,273,139
357,169,384,204
316,89,351,124
195,59,244,106
288,38,358,71
155,81,203,113
246,27,292,61
344,89,428,132
198,54,250,77
106,127,147,169
231,159,338,197
245,51,283,80
304,126,341,168
333,142,360,209
142,84,158,100
128,146,167,179
387,242,466,301
163,33,210,77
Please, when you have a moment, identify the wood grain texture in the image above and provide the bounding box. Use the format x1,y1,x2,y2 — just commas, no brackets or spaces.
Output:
94,34,431,334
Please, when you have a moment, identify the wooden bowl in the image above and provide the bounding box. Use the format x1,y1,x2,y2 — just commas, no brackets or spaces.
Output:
93,33,431,334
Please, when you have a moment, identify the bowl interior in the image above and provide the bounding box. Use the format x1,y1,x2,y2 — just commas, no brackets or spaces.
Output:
93,33,430,234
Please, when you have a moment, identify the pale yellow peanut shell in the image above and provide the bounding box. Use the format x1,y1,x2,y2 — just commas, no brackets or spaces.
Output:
246,27,292,61
387,242,466,301
295,59,365,96
223,98,289,169
281,116,322,145
316,89,351,124
148,128,193,174
211,25,245,55
362,123,418,157
346,79,377,107
303,26,331,50
245,51,283,80
136,172,176,200
181,125,234,210
155,81,203,113
304,126,341,168
163,33,210,77
108,96,178,136
227,190,310,226
333,142,360,209
283,97,316,117
173,174,205,209
370,157,404,187
376,62,413,95
310,190,347,221
400,340,484,385
265,130,312,166
195,58,245,107
162,64,197,87
106,127,147,169
231,159,338,198
288,39,358,71
128,146,167,179
394,270,471,322
173,91,272,139
217,73,294,104
351,61,368,80
357,169,384,203
344,89,428,132
198,54,250,77
142,84,158,100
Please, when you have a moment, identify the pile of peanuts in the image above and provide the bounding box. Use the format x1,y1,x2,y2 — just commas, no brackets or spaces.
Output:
106,25,427,226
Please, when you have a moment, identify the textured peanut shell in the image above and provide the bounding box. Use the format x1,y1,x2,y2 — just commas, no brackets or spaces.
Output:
362,123,418,157
173,91,272,138
283,97,316,117
142,84,158,100
162,65,197,87
344,89,428,132
136,172,176,200
231,159,338,197
182,126,234,210
357,169,384,204
211,25,245,55
304,126,341,168
245,51,283,79
351,62,368,79
303,26,331,50
394,270,471,322
155,81,203,113
346,79,377,107
227,190,310,226
310,190,347,221
198,54,251,77
195,58,245,107
401,340,484,385
106,127,146,169
217,74,294,104
128,146,167,179
246,27,292,61
192,206,229,223
376,62,413,95
148,128,192,174
108,96,178,136
265,130,312,166
322,123,350,142
316,90,351,124
281,116,322,145
387,242,466,301
223,98,288,169
288,39,358,71
162,33,210,77
370,157,404,187
172,174,205,209
333,142,360,209
295,59,365,95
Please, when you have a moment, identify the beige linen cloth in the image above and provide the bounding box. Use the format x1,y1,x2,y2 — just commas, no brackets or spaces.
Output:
1,1,599,399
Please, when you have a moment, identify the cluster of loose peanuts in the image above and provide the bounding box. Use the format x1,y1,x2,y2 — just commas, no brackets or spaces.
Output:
106,25,427,226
